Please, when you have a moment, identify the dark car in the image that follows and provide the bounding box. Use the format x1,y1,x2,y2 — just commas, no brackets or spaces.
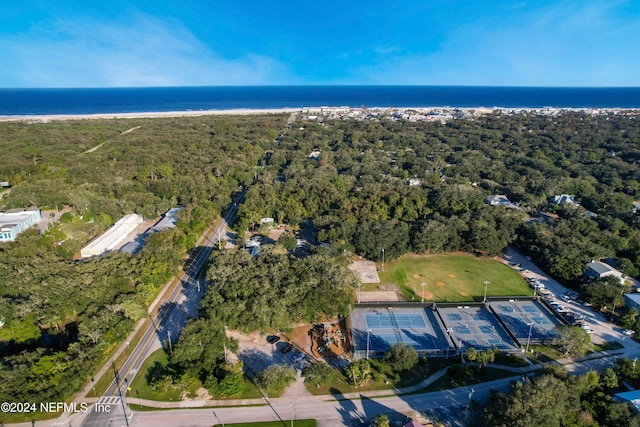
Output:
266,335,280,344
281,343,294,353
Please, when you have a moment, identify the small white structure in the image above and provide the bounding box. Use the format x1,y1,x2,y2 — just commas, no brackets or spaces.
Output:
485,195,518,208
260,217,275,224
80,214,143,258
550,194,579,206
584,260,625,282
0,209,42,242
407,178,422,186
308,150,321,159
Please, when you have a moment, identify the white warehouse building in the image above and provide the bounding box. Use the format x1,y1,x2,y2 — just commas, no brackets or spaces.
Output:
80,213,143,258
0,209,42,242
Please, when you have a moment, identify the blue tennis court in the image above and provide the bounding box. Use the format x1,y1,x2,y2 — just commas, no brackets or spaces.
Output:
351,307,451,357
438,305,518,351
491,300,561,345
455,325,472,334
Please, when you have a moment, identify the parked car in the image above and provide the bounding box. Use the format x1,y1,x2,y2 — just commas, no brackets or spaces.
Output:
623,330,635,336
292,352,305,363
281,343,294,353
266,335,280,344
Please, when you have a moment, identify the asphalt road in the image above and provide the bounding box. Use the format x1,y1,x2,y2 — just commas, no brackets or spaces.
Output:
80,189,246,427
503,245,640,352
125,377,512,427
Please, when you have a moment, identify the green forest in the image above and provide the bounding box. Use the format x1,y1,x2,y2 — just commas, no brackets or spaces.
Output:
0,114,284,407
3,109,640,410
238,111,640,285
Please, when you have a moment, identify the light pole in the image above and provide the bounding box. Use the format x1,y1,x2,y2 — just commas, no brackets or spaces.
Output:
357,282,361,304
525,322,533,354
290,400,294,427
366,329,372,359
167,331,172,351
483,281,491,302
421,282,426,303
212,410,224,427
381,248,385,272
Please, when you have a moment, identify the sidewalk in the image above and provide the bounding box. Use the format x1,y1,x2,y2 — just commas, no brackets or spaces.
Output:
113,346,632,410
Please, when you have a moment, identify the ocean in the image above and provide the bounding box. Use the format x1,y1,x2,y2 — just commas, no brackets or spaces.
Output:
1,86,639,116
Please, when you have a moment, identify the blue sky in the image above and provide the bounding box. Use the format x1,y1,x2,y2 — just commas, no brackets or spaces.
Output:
1,0,639,87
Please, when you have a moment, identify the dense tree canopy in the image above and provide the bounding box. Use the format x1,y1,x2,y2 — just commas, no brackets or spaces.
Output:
201,246,357,332
0,114,283,407
482,367,640,427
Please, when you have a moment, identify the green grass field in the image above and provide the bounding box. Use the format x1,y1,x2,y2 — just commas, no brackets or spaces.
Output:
378,253,531,302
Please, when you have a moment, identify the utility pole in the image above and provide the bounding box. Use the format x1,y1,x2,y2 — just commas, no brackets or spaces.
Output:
381,248,385,272
421,282,426,303
366,329,371,359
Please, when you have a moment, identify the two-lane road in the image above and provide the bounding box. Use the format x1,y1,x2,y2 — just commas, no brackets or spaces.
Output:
81,189,246,427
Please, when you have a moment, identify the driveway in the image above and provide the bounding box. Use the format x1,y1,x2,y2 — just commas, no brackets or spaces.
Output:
227,330,313,398
502,245,640,353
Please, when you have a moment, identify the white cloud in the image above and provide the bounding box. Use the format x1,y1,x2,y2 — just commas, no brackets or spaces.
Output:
343,0,640,86
0,14,292,87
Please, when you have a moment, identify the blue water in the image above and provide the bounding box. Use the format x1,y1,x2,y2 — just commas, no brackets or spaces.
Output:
1,86,639,116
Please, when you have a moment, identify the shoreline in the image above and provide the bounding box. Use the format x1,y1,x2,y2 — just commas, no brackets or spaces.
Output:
0,108,303,122
1,105,638,122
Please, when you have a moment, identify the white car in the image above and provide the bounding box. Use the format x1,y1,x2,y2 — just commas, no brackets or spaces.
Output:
623,330,635,336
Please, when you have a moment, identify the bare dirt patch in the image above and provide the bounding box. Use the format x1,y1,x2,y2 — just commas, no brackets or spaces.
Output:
448,274,457,279
412,274,422,279
358,291,399,302
459,291,469,296
436,281,446,287
348,260,381,283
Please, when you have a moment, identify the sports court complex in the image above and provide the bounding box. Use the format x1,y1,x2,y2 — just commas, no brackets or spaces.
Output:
350,299,563,358
350,306,451,358
489,299,562,345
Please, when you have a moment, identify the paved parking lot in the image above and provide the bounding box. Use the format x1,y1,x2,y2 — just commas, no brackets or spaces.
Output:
228,331,309,371
502,245,629,347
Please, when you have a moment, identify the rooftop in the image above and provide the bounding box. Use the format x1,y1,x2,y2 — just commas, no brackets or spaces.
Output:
586,260,619,275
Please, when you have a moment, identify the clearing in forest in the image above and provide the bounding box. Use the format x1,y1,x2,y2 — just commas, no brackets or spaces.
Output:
378,253,530,302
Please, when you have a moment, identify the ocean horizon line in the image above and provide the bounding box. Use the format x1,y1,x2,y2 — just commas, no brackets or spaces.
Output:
2,86,640,116
3,84,640,91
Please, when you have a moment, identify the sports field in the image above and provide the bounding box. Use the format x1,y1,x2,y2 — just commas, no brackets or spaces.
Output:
378,253,530,302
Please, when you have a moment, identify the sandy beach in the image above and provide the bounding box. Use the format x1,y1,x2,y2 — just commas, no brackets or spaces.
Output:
0,108,302,122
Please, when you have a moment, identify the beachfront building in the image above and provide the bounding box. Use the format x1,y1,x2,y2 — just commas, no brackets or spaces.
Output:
0,209,42,242
80,213,143,258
